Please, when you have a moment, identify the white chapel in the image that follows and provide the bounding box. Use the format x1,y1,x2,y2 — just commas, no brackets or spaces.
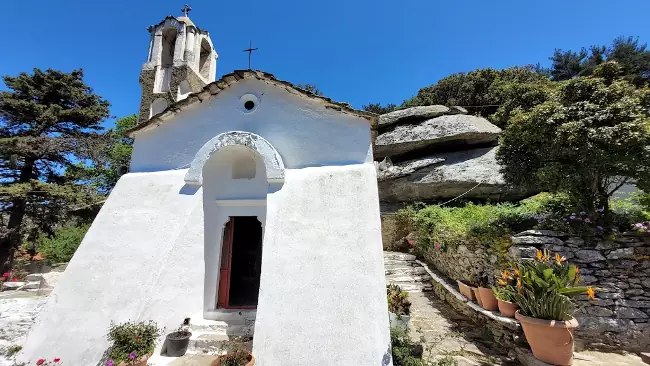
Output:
20,7,391,366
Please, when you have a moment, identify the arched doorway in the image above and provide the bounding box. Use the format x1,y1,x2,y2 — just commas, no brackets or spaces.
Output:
190,132,284,316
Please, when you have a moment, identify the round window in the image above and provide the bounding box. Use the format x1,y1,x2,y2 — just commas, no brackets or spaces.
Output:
240,94,260,113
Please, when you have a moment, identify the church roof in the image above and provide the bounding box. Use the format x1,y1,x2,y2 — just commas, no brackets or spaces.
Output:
126,70,378,137
176,16,195,27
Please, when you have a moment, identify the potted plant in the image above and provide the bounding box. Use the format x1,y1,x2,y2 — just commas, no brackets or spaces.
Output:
492,271,519,318
106,320,162,366
456,280,476,301
387,284,411,330
165,324,192,357
512,249,595,366
477,274,498,311
211,337,255,366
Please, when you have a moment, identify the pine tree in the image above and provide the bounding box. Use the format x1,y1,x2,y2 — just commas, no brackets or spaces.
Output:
0,68,110,271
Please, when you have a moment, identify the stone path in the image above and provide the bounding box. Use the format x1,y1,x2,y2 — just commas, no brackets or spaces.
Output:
0,292,48,366
384,252,515,365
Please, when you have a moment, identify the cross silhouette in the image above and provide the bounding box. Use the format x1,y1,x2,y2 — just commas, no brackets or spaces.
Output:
181,4,192,17
243,40,259,70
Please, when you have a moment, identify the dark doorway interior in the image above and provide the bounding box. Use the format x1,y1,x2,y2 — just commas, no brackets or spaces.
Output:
228,216,263,307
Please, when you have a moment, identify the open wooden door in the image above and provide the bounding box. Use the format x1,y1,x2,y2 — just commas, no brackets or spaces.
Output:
217,218,234,308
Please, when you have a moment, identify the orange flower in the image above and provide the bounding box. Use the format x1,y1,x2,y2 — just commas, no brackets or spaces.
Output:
575,266,580,274
587,287,596,300
516,277,522,292
555,253,566,264
536,250,543,260
501,270,511,280
514,268,520,276
497,279,507,286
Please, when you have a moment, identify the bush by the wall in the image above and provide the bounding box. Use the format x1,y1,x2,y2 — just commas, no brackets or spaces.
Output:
37,224,90,263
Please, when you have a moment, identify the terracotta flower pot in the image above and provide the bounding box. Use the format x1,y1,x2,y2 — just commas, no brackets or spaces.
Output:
478,287,498,311
117,354,150,366
515,310,579,365
211,352,255,366
457,280,475,301
472,287,483,307
497,299,519,318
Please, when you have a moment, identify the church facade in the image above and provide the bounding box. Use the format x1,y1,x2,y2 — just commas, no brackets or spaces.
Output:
20,10,390,366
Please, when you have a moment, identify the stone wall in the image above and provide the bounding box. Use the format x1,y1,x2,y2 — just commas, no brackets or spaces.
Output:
508,230,650,352
421,241,505,287
417,229,650,352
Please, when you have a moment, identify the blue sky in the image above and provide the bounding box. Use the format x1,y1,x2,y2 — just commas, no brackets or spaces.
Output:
3,0,650,129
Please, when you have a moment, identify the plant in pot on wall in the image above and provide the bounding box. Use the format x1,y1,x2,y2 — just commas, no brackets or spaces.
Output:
512,250,596,366
493,270,519,318
477,273,498,311
387,284,411,330
106,320,162,366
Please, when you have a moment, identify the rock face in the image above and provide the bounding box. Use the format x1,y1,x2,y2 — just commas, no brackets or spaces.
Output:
375,105,532,205
378,105,451,128
375,115,502,159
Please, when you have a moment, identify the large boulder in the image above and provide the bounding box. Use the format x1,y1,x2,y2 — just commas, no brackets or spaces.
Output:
378,105,451,128
377,147,532,202
375,115,501,159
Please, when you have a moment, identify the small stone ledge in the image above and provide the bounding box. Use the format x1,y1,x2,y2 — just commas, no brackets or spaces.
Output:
416,259,522,332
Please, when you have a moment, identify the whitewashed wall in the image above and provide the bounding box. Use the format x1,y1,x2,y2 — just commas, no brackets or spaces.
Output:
20,81,390,365
130,79,374,172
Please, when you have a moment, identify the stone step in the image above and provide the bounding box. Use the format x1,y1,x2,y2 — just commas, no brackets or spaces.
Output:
189,320,254,336
383,259,418,267
387,281,433,292
383,252,416,261
188,332,253,355
384,265,427,276
386,274,432,283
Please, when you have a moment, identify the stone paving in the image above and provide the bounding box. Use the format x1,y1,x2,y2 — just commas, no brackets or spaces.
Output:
0,292,48,366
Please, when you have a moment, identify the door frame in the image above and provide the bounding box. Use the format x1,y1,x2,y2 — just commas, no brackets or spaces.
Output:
205,199,266,315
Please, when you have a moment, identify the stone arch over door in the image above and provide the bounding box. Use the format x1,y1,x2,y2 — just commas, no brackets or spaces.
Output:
185,131,285,187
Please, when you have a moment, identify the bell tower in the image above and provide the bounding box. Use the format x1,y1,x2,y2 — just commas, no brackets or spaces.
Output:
138,5,218,123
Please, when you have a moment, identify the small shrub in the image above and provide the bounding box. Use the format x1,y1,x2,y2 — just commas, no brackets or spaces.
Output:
38,224,89,263
6,344,22,357
390,326,423,366
387,284,411,316
106,320,162,364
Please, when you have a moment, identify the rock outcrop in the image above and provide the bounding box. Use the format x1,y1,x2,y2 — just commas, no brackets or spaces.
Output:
375,105,532,206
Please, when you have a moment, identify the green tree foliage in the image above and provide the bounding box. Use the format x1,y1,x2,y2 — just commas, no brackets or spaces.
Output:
67,114,137,193
402,66,554,127
0,68,110,271
37,224,89,263
497,62,650,217
295,83,323,96
550,37,650,86
362,103,397,115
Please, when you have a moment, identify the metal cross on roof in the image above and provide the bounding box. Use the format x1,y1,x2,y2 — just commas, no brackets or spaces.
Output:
243,40,259,70
181,4,192,17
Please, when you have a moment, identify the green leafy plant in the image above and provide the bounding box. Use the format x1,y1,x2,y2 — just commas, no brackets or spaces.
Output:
390,326,423,366
511,250,595,320
492,284,515,302
6,344,22,357
106,320,162,364
219,350,251,366
387,284,411,316
38,224,90,263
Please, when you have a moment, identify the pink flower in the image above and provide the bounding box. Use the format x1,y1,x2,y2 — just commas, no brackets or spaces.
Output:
53,358,61,362
36,360,45,366
434,242,441,249
129,352,137,359
1,272,9,277
107,360,115,366
584,218,592,223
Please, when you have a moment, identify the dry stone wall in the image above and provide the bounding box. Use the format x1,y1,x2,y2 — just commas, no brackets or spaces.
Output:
509,230,650,352
416,230,650,353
